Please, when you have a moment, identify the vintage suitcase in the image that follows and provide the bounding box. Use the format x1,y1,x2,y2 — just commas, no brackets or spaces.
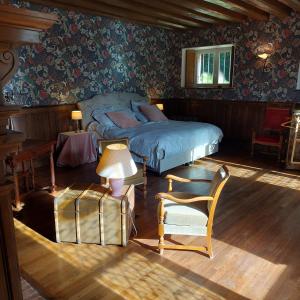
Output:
54,183,135,246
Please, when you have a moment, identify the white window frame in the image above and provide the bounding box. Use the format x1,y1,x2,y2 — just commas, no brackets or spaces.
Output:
181,44,234,88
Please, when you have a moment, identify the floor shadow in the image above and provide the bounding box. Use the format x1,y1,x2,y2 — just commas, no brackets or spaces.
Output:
15,219,249,300
14,191,57,242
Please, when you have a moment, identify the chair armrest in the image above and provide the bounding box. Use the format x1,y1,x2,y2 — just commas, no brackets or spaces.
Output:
166,174,212,192
166,174,212,183
156,192,213,204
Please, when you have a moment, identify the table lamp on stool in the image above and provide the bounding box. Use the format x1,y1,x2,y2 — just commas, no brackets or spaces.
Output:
71,110,82,132
96,143,137,197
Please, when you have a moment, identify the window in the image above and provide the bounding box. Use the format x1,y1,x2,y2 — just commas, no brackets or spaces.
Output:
181,44,234,88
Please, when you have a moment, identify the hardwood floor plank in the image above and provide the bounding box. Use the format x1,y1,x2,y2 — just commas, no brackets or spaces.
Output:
14,142,300,299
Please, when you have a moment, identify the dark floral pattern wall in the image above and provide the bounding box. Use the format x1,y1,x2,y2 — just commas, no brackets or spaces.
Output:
3,2,300,105
4,1,179,106
178,12,300,101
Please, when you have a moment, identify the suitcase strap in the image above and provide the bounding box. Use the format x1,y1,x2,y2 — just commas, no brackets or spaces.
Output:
129,209,137,237
99,191,109,245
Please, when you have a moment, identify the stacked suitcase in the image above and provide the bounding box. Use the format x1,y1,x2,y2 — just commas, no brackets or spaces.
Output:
54,183,135,246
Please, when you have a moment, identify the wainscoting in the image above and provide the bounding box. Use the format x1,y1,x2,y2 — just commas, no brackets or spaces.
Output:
9,99,296,143
158,99,295,142
11,104,76,141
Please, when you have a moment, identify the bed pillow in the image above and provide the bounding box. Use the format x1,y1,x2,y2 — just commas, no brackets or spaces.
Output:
131,100,149,123
106,110,141,129
139,104,168,122
92,107,116,128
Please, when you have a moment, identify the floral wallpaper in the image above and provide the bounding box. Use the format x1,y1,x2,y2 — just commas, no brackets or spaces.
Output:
3,1,300,105
4,1,179,106
177,12,300,102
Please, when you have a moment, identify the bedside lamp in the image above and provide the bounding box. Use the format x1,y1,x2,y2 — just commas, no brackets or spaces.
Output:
71,110,82,132
96,144,137,197
156,103,164,111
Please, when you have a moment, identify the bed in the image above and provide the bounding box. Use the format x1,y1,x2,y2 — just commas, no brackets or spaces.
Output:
77,92,223,174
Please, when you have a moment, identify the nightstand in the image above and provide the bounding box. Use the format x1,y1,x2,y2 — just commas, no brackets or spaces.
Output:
56,131,97,167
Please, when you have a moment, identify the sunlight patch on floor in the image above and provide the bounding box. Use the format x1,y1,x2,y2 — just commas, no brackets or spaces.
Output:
195,159,260,178
15,219,225,300
255,171,300,191
93,251,223,300
134,237,287,300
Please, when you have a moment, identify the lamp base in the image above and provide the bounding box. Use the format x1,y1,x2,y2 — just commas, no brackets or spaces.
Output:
74,120,81,133
109,178,124,197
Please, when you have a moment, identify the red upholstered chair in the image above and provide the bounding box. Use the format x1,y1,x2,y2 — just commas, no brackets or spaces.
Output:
251,107,291,161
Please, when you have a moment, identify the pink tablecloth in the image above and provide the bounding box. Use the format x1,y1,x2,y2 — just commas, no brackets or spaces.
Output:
56,131,97,167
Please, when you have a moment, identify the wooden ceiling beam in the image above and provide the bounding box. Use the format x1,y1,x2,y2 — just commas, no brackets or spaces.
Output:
28,0,185,29
160,0,228,24
277,0,300,12
165,0,246,22
95,0,208,28
60,0,191,28
247,0,291,18
213,0,269,20
123,0,218,25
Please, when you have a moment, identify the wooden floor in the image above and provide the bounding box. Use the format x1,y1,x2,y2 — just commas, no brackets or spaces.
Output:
14,142,300,300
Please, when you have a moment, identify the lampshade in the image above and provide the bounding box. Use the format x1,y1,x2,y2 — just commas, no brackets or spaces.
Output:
96,144,137,179
258,53,269,60
71,110,82,120
156,103,164,111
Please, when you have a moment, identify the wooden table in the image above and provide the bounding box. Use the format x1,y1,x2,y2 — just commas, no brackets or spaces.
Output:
5,140,56,210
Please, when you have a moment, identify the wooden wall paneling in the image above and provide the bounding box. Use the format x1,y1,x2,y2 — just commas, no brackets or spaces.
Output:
54,109,72,134
11,104,76,141
160,99,294,142
222,101,231,138
231,102,244,139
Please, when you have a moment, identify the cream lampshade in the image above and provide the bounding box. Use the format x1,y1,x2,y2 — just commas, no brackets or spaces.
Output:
71,110,82,120
71,110,82,132
96,144,137,197
156,103,164,111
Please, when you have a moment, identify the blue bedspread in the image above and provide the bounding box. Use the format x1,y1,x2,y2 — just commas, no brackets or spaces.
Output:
104,120,223,169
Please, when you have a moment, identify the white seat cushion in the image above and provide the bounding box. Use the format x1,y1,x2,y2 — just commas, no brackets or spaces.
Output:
163,198,208,227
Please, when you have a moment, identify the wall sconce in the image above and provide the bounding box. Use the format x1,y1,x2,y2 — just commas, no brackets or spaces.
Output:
256,43,273,58
257,53,270,60
256,43,273,72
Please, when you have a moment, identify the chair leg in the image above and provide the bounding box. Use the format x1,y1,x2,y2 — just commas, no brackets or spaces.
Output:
159,235,164,255
158,220,165,255
143,180,147,201
251,142,254,157
207,235,214,259
277,146,282,162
